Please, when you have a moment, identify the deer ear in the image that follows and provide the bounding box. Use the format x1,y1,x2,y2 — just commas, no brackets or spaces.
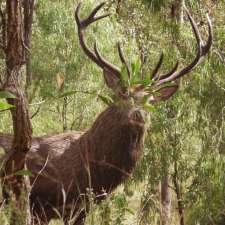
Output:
149,85,179,104
103,69,120,90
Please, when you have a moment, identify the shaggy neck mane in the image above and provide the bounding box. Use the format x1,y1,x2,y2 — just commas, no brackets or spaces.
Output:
79,105,146,194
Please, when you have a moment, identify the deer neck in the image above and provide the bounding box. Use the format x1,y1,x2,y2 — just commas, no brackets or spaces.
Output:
86,104,146,174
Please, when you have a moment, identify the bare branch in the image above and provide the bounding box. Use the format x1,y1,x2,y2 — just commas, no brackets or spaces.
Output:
0,5,6,52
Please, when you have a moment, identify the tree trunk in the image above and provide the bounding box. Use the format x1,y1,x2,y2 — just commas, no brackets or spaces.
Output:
172,161,185,225
161,171,171,225
3,0,33,176
116,0,122,14
0,0,34,224
171,0,185,24
160,147,171,225
24,0,34,89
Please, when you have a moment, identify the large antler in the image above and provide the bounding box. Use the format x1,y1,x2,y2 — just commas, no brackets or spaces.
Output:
152,10,212,87
75,3,212,101
75,2,122,79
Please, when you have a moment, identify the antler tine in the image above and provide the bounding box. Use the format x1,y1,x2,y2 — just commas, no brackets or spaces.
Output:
75,3,103,67
89,2,106,17
151,53,164,79
155,61,179,81
75,2,110,28
87,3,110,22
94,42,121,78
74,3,82,26
186,10,203,48
118,43,131,78
75,2,121,78
153,10,212,87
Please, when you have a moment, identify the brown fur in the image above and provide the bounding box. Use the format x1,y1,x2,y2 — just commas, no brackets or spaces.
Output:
0,104,146,224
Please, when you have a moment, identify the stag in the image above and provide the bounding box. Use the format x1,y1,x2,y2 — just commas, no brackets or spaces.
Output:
0,2,212,225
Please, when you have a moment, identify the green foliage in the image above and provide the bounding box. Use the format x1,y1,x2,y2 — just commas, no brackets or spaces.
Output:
98,94,114,106
0,91,15,110
0,102,13,110
0,0,225,225
14,170,34,177
0,91,16,99
142,0,167,12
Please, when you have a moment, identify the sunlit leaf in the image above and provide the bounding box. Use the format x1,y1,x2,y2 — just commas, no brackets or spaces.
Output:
120,65,129,87
0,102,14,110
0,91,16,99
131,76,153,87
131,58,141,78
125,207,135,215
14,170,34,177
98,94,113,106
58,90,78,98
144,103,156,112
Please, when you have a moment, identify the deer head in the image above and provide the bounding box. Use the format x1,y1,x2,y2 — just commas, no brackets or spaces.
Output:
75,2,212,119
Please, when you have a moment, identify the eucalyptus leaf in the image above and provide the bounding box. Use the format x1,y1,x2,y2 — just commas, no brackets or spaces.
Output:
119,65,130,88
58,90,78,98
0,91,16,99
131,58,141,78
0,102,14,110
131,76,153,87
125,207,135,215
98,95,113,106
144,103,156,113
14,169,34,177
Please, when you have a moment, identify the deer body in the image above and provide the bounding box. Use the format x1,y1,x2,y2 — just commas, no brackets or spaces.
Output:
0,2,212,225
1,104,145,224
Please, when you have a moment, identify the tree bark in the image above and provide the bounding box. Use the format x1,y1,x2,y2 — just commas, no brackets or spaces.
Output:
161,171,171,225
160,147,171,225
0,0,34,224
24,0,34,89
116,0,122,14
171,0,185,24
172,161,185,225
3,0,33,174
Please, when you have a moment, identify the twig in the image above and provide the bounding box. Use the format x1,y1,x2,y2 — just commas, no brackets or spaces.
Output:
29,100,45,106
0,4,6,52
214,50,225,64
30,103,42,119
